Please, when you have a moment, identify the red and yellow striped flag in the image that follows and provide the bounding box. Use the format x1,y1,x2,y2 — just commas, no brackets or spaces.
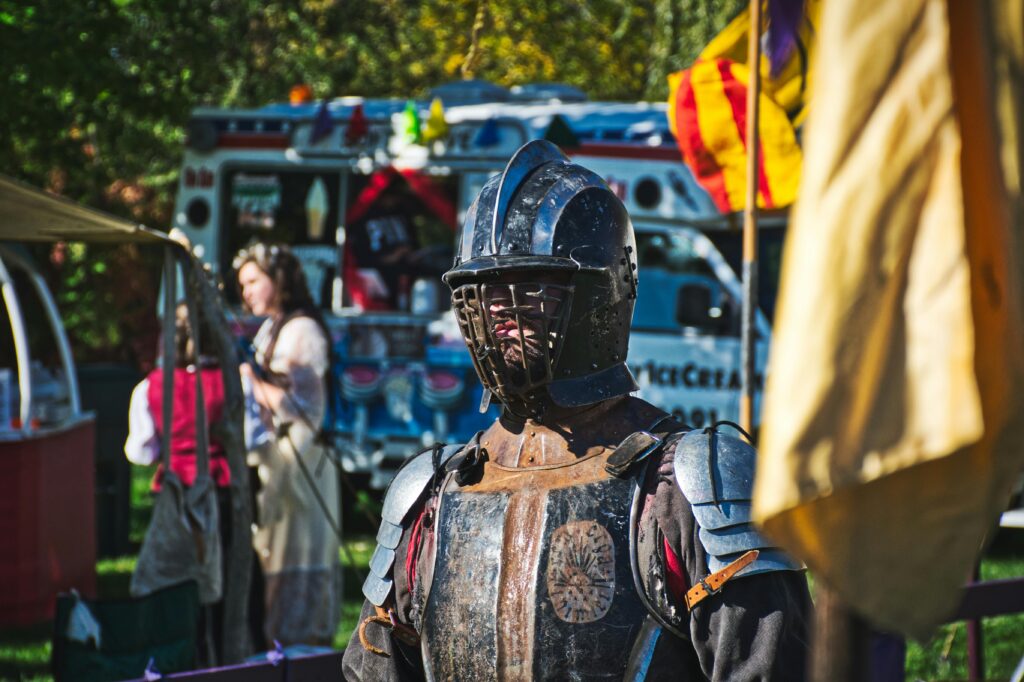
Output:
668,59,802,214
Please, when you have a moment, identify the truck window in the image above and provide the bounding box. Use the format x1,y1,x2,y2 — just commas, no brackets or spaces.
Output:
342,170,457,312
633,230,738,336
704,226,785,322
219,169,341,307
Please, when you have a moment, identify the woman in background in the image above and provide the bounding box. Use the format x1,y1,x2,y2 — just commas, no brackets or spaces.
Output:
234,242,341,647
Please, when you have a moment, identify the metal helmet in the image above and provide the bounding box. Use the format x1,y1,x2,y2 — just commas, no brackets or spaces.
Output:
443,140,639,419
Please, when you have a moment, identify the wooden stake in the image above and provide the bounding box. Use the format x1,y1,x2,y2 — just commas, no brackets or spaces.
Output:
811,586,873,682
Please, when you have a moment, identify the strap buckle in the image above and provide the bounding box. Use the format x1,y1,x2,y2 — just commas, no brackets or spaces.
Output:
698,576,720,597
684,549,760,611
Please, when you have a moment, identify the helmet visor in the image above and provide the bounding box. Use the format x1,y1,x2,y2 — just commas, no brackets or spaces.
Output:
451,279,573,403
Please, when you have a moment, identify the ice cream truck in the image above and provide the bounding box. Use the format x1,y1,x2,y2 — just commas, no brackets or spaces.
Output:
172,80,781,488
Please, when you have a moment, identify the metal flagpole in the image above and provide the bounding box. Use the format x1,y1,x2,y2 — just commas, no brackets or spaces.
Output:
739,0,762,437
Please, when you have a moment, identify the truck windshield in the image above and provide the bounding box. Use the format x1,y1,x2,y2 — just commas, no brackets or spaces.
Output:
704,226,786,323
219,168,341,307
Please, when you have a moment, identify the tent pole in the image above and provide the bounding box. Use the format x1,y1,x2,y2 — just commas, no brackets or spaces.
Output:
739,0,762,437
189,260,254,662
966,561,984,681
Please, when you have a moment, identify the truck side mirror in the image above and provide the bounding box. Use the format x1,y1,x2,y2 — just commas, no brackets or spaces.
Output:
675,282,715,330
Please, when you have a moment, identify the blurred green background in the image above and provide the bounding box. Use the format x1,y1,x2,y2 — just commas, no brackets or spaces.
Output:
2,0,744,369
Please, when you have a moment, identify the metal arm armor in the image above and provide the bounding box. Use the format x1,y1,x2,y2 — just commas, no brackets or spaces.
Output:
672,428,803,578
362,443,463,606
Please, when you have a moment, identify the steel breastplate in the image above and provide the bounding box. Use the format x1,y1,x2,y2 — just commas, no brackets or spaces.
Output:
420,448,649,681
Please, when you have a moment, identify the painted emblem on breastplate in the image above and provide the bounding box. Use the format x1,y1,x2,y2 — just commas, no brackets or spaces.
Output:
545,520,615,623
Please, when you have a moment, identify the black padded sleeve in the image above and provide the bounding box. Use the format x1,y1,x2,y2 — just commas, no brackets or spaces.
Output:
649,447,813,681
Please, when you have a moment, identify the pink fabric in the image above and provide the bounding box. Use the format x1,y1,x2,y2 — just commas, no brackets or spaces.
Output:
146,367,230,490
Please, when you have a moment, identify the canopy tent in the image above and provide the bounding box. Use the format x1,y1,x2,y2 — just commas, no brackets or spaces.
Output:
0,174,172,244
0,175,255,666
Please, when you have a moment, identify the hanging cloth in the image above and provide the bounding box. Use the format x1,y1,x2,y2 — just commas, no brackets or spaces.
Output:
131,250,223,605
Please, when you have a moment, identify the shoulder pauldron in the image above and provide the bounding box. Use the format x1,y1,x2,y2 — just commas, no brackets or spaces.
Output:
672,428,803,578
362,443,462,606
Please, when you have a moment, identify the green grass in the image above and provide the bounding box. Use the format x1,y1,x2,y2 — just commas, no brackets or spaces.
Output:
0,623,51,682
904,533,1024,681
129,464,159,546
335,536,374,649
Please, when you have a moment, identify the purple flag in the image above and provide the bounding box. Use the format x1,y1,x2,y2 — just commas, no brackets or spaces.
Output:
310,101,335,144
766,0,806,77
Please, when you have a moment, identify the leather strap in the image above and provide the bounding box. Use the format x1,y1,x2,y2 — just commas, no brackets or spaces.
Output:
357,609,391,657
606,415,685,478
684,549,759,611
358,605,421,657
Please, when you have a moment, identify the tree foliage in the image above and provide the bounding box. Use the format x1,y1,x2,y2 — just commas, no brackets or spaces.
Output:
2,0,742,363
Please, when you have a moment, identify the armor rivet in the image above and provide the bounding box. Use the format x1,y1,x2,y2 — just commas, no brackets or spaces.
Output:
631,263,637,271
626,245,633,253
620,258,627,265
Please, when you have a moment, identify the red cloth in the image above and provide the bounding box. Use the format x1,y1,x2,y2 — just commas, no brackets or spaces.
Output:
663,536,689,603
146,367,230,490
405,502,431,590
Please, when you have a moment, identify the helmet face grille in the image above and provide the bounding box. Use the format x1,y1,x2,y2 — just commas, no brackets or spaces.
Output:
451,281,573,407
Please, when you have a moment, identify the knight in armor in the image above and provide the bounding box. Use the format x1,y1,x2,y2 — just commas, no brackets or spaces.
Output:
343,141,812,680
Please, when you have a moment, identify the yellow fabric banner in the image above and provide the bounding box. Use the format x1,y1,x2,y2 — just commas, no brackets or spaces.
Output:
754,0,1024,639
